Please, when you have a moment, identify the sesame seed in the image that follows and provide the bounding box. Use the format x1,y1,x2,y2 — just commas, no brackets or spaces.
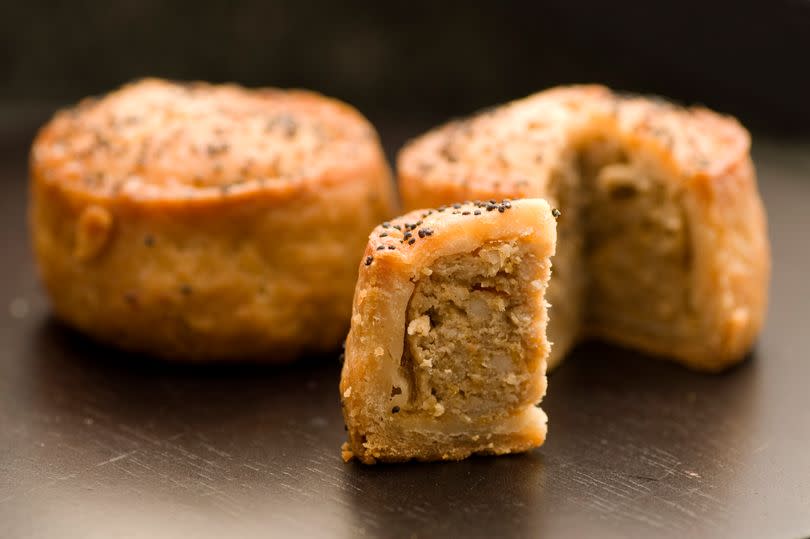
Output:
462,211,470,215
387,245,395,250
382,222,391,229
498,206,505,213
474,210,481,215
365,256,374,266
376,245,385,250
552,208,561,218
452,203,461,209
380,232,388,237
408,238,416,245
418,229,426,238
392,406,400,414
206,142,229,156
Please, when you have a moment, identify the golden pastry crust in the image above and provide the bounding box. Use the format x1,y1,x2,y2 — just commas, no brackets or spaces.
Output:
30,78,396,360
398,85,769,371
341,199,556,463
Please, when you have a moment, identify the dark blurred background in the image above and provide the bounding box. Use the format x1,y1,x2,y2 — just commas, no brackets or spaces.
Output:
2,0,810,151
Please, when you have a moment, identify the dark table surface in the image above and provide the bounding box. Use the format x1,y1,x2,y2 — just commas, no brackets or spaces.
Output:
1,126,809,539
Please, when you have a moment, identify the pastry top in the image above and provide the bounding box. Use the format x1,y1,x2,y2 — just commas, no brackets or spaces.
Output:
31,78,385,206
398,85,750,200
359,199,558,278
